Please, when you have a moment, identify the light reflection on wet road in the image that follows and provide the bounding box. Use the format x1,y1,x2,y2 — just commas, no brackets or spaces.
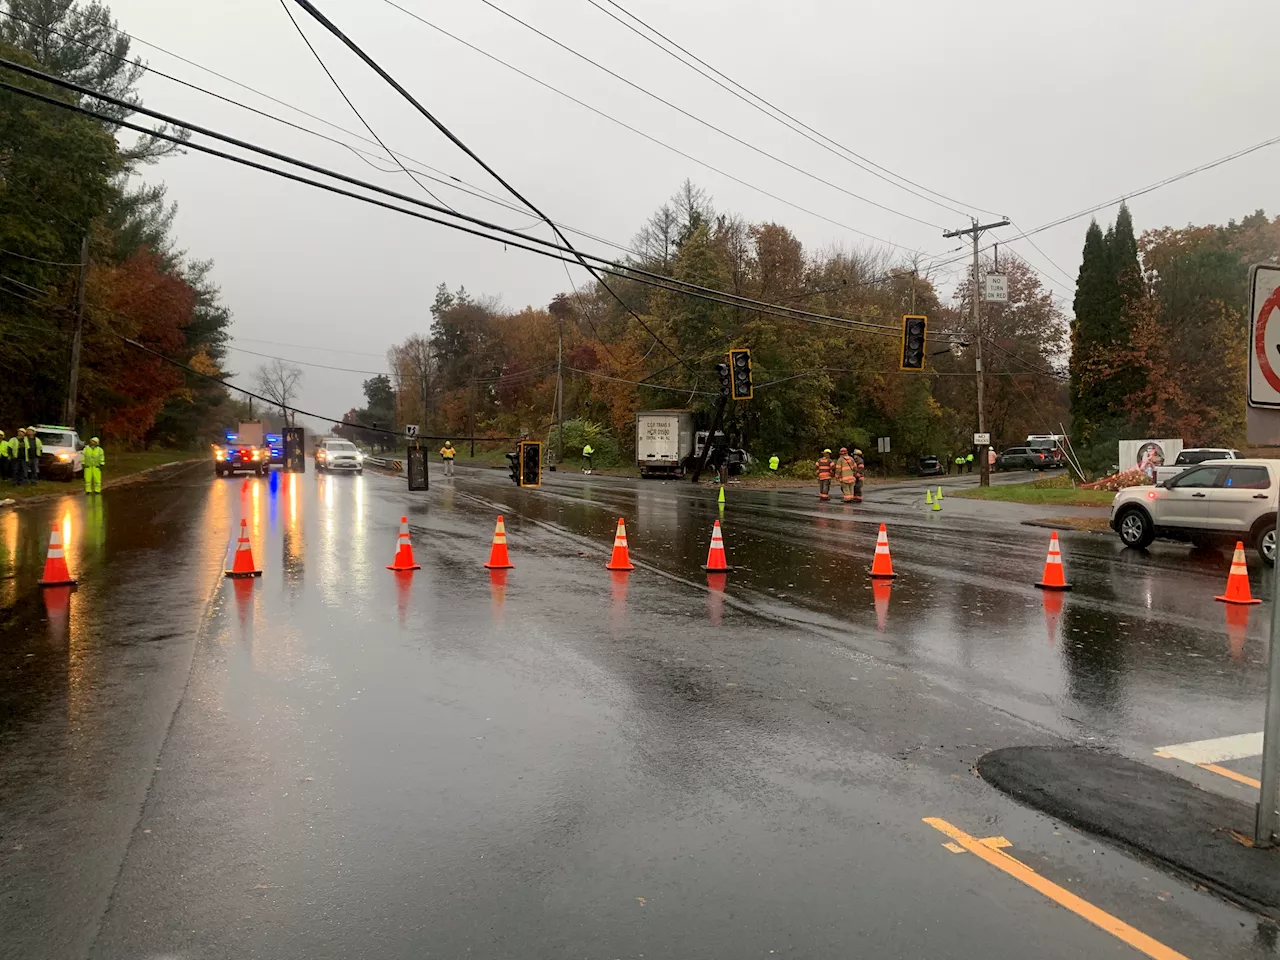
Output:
0,464,1275,959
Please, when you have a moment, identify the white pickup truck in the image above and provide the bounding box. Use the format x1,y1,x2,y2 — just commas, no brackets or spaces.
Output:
1111,458,1277,564
1151,447,1243,485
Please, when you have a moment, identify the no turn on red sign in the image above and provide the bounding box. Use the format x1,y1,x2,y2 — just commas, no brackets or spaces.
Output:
1249,263,1280,408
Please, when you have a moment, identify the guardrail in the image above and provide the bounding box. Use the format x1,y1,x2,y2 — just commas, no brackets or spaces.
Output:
364,457,403,473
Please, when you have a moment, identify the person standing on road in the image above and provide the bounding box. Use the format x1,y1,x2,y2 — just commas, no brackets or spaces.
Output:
0,429,8,483
27,427,42,483
12,428,33,485
768,454,779,474
83,437,105,494
440,440,456,477
852,448,866,503
966,452,974,474
815,448,834,501
836,447,857,502
582,443,594,475
954,453,965,475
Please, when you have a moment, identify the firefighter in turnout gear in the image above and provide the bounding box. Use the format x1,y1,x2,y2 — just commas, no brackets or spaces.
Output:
852,448,866,503
837,447,857,502
815,449,834,501
83,437,105,493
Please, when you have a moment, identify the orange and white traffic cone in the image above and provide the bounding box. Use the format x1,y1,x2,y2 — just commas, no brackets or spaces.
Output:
225,519,262,578
1034,531,1071,591
484,515,514,570
1215,541,1261,605
38,523,76,587
606,518,635,571
702,519,734,572
869,523,896,579
386,516,421,571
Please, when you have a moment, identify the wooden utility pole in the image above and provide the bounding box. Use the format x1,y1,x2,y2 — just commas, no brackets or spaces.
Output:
555,320,565,463
62,233,90,427
942,218,1009,487
469,378,477,458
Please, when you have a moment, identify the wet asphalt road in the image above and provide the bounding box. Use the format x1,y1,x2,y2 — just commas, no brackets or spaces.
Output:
2,462,1278,959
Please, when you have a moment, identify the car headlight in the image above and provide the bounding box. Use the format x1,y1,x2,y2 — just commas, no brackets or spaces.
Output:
215,450,225,460
251,450,261,460
57,453,70,461
356,453,364,462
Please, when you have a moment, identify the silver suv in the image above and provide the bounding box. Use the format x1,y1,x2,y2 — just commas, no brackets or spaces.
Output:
315,438,364,474
1110,459,1278,564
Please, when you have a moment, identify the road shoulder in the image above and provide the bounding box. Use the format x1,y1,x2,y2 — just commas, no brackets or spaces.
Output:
977,745,1280,919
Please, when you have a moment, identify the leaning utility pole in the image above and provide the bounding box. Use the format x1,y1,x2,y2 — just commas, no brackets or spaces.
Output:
62,233,90,427
555,320,565,463
942,218,1009,487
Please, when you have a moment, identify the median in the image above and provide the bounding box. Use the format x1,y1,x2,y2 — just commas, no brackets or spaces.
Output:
951,476,1115,508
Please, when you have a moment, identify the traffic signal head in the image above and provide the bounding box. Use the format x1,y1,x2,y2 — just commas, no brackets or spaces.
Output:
715,362,731,397
506,450,520,485
520,441,542,487
728,348,753,400
901,315,927,370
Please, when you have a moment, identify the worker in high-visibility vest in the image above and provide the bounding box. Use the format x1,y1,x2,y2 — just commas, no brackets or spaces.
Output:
965,452,975,474
768,454,779,473
815,448,834,501
0,429,8,483
83,437,105,494
439,440,456,477
582,443,594,475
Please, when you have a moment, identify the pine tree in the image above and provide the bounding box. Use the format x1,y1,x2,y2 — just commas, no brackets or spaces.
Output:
1070,220,1108,439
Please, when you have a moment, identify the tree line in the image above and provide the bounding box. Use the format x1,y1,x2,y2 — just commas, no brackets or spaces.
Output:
0,0,236,446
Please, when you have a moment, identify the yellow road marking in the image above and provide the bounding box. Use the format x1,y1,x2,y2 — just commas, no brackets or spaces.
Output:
924,817,1191,960
1198,763,1261,789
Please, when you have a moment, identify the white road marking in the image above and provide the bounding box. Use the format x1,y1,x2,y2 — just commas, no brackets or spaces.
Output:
1155,732,1263,765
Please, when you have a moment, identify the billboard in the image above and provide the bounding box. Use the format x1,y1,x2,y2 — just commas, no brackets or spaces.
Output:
1117,438,1184,479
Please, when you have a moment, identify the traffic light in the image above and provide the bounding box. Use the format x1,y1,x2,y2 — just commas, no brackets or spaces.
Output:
901,315,927,370
519,440,542,487
506,450,520,485
728,348,753,400
715,362,731,397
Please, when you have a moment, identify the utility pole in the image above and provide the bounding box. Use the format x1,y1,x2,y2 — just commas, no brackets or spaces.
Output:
942,218,1009,487
555,320,564,463
62,232,90,427
469,378,477,458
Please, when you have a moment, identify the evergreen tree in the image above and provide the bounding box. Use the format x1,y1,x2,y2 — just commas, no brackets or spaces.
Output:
1070,220,1108,439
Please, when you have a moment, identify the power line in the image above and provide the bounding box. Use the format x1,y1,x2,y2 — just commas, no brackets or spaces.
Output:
0,5,640,257
370,0,913,251
587,0,995,221
234,335,387,358
273,0,454,212
0,64,944,347
0,247,82,267
286,0,699,378
462,0,944,230
227,344,388,375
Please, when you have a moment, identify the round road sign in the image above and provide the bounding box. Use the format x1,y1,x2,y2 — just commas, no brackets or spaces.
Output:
1255,285,1280,395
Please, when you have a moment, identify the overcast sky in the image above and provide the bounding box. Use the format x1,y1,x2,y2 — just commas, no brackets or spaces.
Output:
105,0,1280,423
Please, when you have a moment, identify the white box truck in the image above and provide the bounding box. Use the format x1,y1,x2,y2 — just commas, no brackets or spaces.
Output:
636,410,694,478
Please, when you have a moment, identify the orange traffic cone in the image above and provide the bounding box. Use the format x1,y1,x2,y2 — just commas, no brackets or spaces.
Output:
225,519,262,578
484,515,514,569
869,523,896,579
387,516,421,571
38,524,76,587
1034,531,1071,591
702,519,733,572
606,518,635,571
1215,541,1261,605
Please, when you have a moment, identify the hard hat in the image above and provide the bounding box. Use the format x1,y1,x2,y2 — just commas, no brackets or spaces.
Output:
90,437,100,443
854,448,862,455
839,446,848,453
444,440,452,446
823,448,831,454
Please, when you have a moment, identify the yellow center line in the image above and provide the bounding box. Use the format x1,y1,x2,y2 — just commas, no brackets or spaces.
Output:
1198,763,1262,790
923,817,1191,960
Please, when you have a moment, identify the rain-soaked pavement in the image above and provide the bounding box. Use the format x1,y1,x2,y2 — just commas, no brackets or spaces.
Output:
2,462,1278,959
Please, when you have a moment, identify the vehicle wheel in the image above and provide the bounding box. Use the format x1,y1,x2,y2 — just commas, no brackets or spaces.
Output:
356,469,364,476
215,466,224,477
1117,507,1155,550
1255,520,1276,567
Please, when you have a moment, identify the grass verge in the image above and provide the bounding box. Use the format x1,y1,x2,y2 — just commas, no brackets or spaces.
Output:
1,449,201,501
952,480,1115,507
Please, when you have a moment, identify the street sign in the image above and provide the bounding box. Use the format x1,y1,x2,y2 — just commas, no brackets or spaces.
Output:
983,273,1008,303
877,436,891,454
1248,264,1280,408
973,432,991,446
404,424,420,438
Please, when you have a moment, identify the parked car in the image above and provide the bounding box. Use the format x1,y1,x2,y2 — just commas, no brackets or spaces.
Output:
1152,447,1243,485
34,424,83,481
1026,441,1065,467
996,447,1051,471
1110,459,1278,565
916,455,944,477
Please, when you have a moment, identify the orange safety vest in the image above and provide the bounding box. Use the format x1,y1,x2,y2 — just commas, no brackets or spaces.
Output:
440,446,455,459
837,455,856,482
816,456,834,480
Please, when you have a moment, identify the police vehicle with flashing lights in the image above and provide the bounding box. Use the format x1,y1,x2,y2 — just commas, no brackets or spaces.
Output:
214,420,270,476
